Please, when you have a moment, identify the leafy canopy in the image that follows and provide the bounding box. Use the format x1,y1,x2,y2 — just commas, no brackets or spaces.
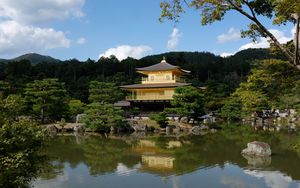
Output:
160,0,300,66
150,112,169,128
25,78,68,123
81,102,124,132
88,81,123,104
0,120,48,188
167,86,205,120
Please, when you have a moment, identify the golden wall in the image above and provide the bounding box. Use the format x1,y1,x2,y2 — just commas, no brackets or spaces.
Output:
126,88,175,100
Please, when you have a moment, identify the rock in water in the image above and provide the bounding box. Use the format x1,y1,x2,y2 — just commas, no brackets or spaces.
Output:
241,141,271,157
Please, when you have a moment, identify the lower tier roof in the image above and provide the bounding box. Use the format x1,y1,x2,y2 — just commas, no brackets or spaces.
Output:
120,82,191,89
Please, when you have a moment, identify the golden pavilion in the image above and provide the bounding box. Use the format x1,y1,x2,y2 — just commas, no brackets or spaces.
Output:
120,58,190,110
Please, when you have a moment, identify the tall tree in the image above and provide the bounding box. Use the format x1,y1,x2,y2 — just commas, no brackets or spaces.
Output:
25,78,68,123
160,0,300,66
81,102,125,132
167,86,205,121
88,81,123,104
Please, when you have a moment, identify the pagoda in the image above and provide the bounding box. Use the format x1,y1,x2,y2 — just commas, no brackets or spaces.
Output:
120,58,191,111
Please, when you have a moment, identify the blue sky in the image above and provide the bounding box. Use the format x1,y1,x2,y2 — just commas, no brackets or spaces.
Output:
0,0,295,61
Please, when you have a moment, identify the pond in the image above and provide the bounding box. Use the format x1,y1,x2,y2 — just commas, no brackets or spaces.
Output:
32,128,300,188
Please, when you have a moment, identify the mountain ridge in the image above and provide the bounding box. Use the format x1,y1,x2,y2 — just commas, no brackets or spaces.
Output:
0,53,61,64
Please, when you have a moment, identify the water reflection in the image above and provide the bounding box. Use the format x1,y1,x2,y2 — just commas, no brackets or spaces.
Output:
32,132,300,188
245,170,295,188
115,163,141,176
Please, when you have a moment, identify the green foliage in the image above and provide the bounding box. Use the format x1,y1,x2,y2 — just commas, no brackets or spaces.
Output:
0,94,26,123
244,59,300,100
273,0,300,25
0,120,48,188
0,81,10,98
68,99,85,117
220,97,242,121
150,112,168,128
82,102,125,132
279,81,300,109
168,86,205,120
234,88,270,116
25,78,69,123
88,81,123,103
226,59,300,118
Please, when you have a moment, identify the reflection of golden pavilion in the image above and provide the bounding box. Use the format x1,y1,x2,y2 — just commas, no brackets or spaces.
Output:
132,139,181,176
142,155,175,169
138,140,156,148
167,141,182,149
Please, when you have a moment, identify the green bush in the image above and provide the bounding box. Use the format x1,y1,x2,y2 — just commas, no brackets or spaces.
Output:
150,112,168,128
0,120,48,188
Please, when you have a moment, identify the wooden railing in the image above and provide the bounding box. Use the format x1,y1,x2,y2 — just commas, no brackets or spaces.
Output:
141,76,185,84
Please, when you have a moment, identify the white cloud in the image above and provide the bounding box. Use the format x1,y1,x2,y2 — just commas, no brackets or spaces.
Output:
244,170,293,188
0,21,70,56
0,0,85,57
115,163,141,176
77,37,86,45
99,45,153,60
167,28,182,50
0,0,85,24
239,29,292,51
220,52,234,57
217,27,241,43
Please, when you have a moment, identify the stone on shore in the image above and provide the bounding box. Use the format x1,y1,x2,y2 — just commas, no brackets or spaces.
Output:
46,124,58,134
241,141,271,157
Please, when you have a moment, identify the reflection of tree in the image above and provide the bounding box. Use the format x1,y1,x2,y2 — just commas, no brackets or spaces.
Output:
43,135,141,177
45,136,86,168
82,138,135,175
38,162,64,180
173,134,247,174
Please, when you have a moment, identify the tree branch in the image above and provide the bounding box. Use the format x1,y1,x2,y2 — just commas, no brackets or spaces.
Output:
294,14,300,65
226,0,294,65
241,0,257,19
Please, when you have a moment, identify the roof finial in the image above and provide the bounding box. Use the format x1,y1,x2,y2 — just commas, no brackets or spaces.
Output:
161,56,166,63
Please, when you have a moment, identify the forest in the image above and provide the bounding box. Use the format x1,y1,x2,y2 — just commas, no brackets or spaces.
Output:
0,48,291,123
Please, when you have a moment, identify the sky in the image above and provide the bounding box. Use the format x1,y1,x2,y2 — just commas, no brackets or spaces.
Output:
0,0,295,61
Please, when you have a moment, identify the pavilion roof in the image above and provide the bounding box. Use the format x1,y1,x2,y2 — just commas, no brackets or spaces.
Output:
136,58,190,73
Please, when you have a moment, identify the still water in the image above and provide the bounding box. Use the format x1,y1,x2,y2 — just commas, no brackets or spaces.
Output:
32,129,300,188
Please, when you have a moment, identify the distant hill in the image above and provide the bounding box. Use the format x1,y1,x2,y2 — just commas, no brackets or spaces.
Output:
141,51,222,67
140,48,274,66
0,53,61,64
12,53,61,64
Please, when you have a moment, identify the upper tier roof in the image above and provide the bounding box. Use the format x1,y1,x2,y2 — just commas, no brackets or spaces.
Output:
136,58,190,73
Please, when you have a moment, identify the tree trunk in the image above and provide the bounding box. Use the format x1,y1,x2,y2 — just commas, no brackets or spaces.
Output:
294,14,300,66
41,107,44,124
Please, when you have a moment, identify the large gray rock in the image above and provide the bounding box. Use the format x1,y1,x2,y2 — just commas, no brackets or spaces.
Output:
241,141,271,157
191,125,209,135
46,124,58,134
